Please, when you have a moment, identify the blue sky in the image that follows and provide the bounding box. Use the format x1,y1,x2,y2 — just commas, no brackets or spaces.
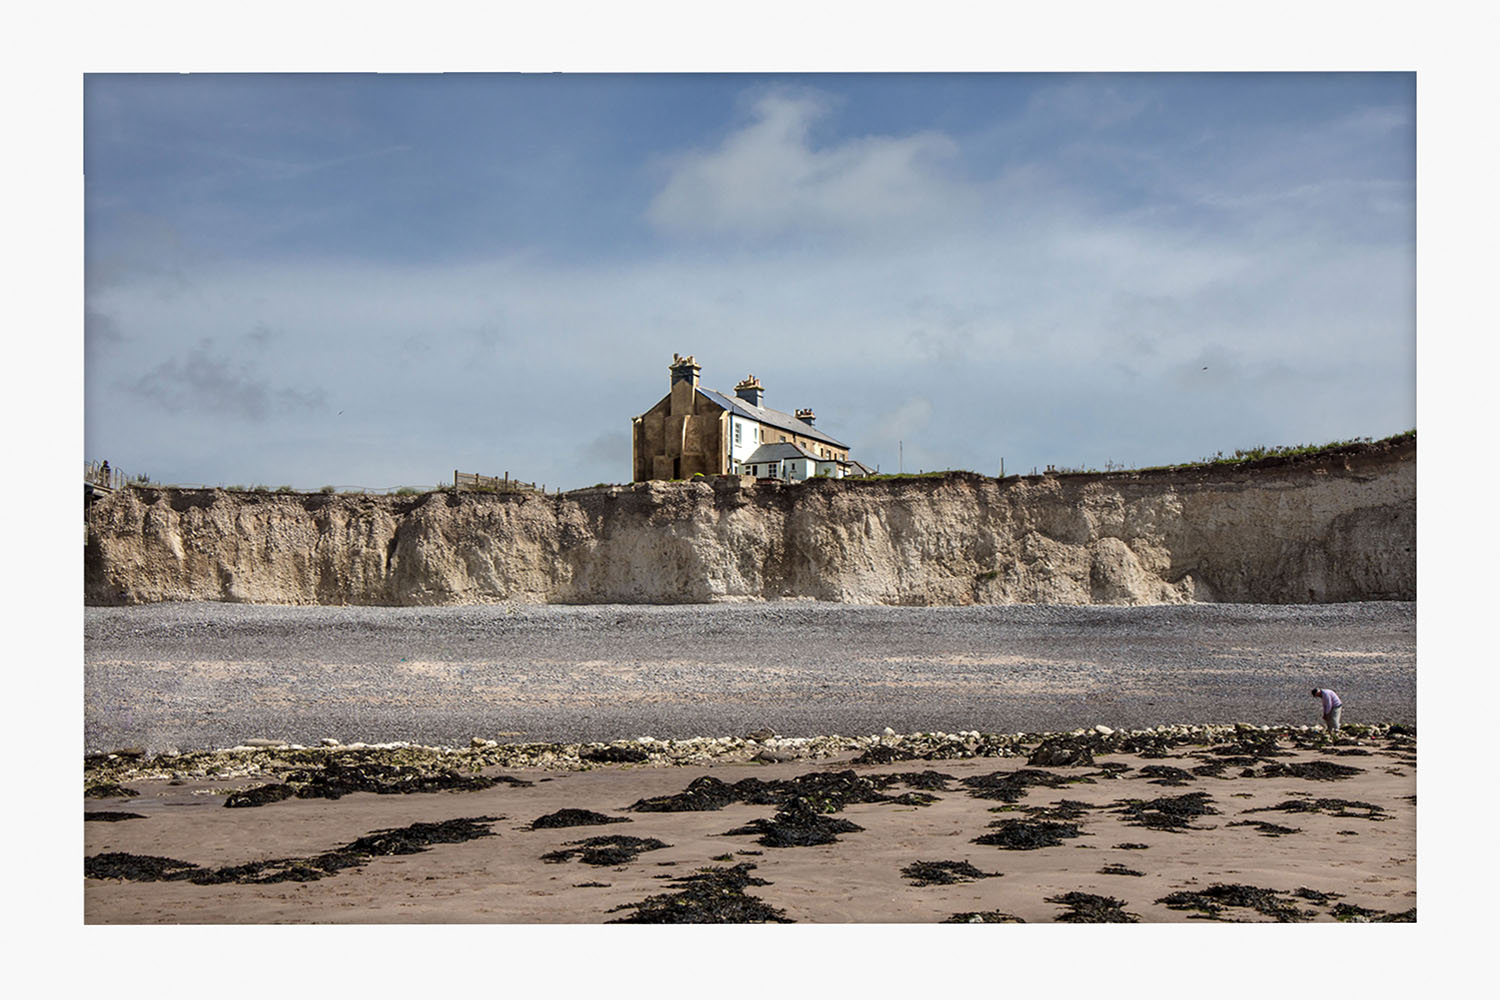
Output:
84,72,1415,489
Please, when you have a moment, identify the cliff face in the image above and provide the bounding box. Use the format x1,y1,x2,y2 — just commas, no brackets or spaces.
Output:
84,437,1415,607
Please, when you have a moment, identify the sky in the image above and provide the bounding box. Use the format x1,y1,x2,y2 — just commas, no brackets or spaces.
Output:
84,72,1416,490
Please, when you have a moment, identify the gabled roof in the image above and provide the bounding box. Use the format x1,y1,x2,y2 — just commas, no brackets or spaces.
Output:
697,387,849,450
743,441,821,464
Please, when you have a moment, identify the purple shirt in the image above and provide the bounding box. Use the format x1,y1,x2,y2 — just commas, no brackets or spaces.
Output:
1320,689,1342,714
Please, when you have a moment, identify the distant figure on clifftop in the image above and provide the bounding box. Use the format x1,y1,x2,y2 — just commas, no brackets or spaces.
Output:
98,460,110,486
1312,687,1343,735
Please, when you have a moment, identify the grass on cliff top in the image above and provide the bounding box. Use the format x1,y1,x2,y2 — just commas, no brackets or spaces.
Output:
1134,429,1414,474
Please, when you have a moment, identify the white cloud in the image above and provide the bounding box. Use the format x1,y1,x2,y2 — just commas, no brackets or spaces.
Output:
647,91,970,239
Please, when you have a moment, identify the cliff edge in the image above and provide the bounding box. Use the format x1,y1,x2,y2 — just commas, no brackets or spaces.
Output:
85,436,1415,606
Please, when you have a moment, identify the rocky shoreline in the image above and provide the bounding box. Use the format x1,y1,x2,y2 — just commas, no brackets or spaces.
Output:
85,721,1411,789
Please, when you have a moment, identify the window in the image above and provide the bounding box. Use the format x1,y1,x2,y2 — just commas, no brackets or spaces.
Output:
733,423,742,446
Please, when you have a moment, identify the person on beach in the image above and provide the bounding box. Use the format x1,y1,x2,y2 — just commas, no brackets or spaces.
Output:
1312,688,1343,734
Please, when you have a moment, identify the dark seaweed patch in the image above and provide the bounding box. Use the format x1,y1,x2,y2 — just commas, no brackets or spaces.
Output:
973,819,1081,850
84,782,138,799
1227,820,1301,837
607,863,793,923
85,817,500,884
630,769,892,816
573,881,610,888
1156,883,1310,922
944,910,1025,923
1293,887,1343,903
1245,798,1385,820
901,860,1002,887
1047,892,1139,923
224,783,296,808
887,791,940,807
280,759,526,801
961,768,1076,803
1114,791,1218,831
850,745,918,765
1098,863,1145,877
541,835,670,866
724,798,865,847
84,811,145,823
1114,842,1150,850
580,746,650,764
1023,799,1093,820
529,809,631,830
1242,761,1364,781
868,770,956,792
1027,738,1095,767
1139,766,1196,786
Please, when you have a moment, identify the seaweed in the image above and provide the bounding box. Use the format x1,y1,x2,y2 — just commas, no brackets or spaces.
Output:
944,910,1025,923
973,819,1081,850
84,782,138,799
607,863,793,923
580,746,650,764
1114,842,1150,850
1227,820,1301,837
630,770,892,815
1047,892,1139,923
85,817,501,885
900,860,1002,887
887,792,941,807
541,835,670,866
1023,799,1093,820
84,811,145,823
1097,863,1145,877
868,770,956,792
961,768,1076,803
1244,798,1385,820
1138,766,1197,786
850,745,918,765
224,783,296,808
280,759,526,801
1027,738,1095,767
1156,883,1310,922
724,798,865,847
529,809,631,830
1113,791,1218,831
1293,887,1343,903
1241,761,1364,782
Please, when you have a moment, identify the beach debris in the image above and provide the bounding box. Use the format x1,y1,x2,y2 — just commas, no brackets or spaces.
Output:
1156,883,1311,922
1138,765,1196,786
1022,799,1094,820
1114,842,1151,850
84,782,138,799
629,770,891,815
1113,791,1218,831
1098,863,1145,876
580,745,650,764
851,745,918,765
1240,761,1364,781
223,783,296,808
887,791,941,807
278,758,529,801
1047,892,1140,922
1227,820,1302,837
529,809,631,830
974,819,1081,850
944,910,1026,923
541,835,669,866
572,881,611,888
868,770,956,792
901,860,1002,887
1292,887,1343,904
723,798,865,847
84,811,145,822
85,816,501,885
1331,903,1415,922
745,728,777,742
607,863,793,923
1244,797,1386,821
961,768,1077,803
1028,737,1095,767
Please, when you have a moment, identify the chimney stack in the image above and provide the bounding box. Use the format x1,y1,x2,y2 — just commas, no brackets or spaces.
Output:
734,375,765,408
795,408,815,426
669,353,701,388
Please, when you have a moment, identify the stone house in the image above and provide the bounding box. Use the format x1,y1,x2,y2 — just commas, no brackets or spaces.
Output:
632,354,859,482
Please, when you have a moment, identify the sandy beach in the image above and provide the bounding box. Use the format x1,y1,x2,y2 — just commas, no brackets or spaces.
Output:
85,724,1415,923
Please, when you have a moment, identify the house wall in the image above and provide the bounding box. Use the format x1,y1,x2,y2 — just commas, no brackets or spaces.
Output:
633,387,729,482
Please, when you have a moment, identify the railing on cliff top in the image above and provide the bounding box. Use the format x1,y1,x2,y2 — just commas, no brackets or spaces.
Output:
453,470,545,494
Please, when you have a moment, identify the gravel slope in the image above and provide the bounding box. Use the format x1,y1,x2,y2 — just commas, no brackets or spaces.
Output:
84,601,1415,753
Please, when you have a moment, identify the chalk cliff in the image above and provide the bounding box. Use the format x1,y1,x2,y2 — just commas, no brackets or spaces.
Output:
84,437,1415,606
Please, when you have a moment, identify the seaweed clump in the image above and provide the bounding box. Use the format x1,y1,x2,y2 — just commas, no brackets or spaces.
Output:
1114,791,1218,831
1138,766,1196,786
580,746,650,764
961,768,1077,804
724,798,865,848
84,782,138,799
224,783,296,808
1244,798,1385,821
529,809,631,830
973,819,1081,850
900,860,1002,887
630,769,893,815
1047,892,1140,923
607,863,793,923
85,811,145,823
944,911,1025,923
541,835,670,867
1156,883,1311,922
85,816,500,885
1241,761,1364,782
1027,738,1095,767
281,759,528,801
1227,820,1301,837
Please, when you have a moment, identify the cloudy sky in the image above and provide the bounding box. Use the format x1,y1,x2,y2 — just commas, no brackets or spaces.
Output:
84,72,1414,490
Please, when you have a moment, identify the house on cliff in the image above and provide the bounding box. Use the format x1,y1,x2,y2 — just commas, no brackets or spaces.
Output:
632,354,860,482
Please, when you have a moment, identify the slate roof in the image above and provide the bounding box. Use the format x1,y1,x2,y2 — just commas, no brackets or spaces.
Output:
743,441,822,464
696,387,849,450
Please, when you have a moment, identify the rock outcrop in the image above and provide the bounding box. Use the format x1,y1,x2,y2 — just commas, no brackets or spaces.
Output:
84,437,1415,607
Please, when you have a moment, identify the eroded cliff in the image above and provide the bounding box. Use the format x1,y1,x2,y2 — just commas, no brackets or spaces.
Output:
84,437,1415,606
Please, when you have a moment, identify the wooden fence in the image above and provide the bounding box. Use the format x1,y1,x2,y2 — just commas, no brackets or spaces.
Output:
453,470,545,494
85,461,128,490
